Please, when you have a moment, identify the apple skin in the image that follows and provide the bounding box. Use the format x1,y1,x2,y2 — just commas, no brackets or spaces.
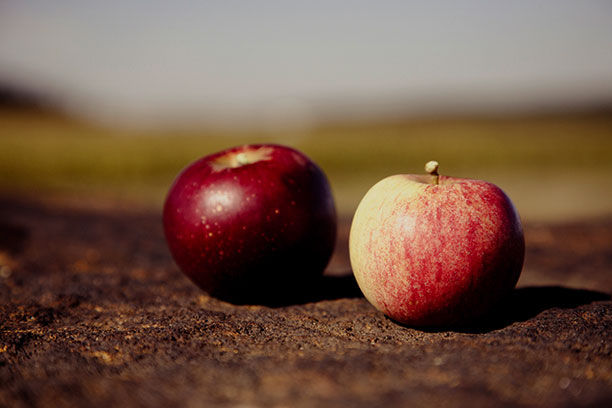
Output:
163,144,337,304
349,173,524,327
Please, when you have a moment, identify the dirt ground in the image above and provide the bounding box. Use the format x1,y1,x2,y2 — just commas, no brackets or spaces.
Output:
0,194,611,407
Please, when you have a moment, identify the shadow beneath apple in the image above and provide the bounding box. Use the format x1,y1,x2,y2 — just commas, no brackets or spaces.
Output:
275,273,365,307
227,272,364,307
307,273,365,303
418,286,610,334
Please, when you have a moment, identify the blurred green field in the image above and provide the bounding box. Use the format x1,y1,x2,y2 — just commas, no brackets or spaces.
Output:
1,111,611,221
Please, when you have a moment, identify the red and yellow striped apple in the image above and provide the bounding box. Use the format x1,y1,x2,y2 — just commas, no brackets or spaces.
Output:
163,144,337,304
349,161,524,327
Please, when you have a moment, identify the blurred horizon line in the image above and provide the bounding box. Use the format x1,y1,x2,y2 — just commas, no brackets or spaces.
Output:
1,76,612,132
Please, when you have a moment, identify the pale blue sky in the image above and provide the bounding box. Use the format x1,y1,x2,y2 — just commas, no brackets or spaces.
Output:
1,1,611,125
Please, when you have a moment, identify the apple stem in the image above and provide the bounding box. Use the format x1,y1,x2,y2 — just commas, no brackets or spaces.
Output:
425,160,439,185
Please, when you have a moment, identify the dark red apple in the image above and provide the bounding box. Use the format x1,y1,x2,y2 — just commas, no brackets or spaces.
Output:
349,161,524,327
163,144,337,304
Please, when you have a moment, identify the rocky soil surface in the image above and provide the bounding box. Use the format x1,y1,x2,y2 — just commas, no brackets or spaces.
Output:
1,195,611,407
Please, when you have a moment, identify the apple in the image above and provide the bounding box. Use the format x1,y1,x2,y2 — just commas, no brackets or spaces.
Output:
163,144,337,304
349,161,524,327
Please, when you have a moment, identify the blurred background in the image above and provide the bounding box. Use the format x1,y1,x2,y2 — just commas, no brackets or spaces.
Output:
1,0,611,221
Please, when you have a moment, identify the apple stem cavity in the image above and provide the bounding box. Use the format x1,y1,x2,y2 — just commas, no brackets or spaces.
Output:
425,160,440,185
236,153,249,166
